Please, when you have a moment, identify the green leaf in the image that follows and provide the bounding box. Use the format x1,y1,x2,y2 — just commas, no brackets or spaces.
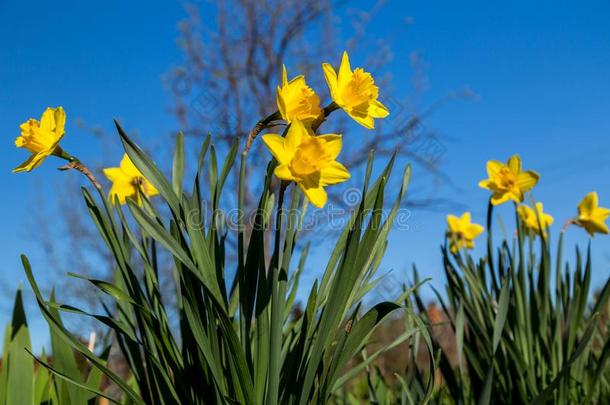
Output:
172,131,185,197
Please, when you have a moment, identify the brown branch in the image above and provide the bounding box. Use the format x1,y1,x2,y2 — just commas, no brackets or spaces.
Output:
58,161,102,190
244,111,282,155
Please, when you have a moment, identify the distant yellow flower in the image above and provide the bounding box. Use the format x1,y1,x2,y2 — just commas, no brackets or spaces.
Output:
575,192,610,236
13,107,66,172
446,212,484,254
276,65,322,124
517,202,554,237
479,155,539,205
322,51,389,129
262,120,350,208
103,154,159,205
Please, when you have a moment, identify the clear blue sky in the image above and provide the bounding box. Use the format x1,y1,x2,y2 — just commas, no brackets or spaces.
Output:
1,0,610,350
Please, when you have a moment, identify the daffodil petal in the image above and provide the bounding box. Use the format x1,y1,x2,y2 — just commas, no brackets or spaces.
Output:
317,134,342,160
338,51,352,85
299,183,327,208
13,149,52,173
103,167,124,182
274,164,295,181
320,161,350,186
446,215,460,231
348,111,374,129
369,100,389,118
322,63,338,99
507,155,522,174
486,160,504,179
285,120,307,155
262,134,290,164
516,170,539,192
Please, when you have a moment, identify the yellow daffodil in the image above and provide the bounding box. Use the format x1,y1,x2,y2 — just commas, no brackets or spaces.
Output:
446,212,484,254
103,154,159,205
575,192,610,236
322,51,389,129
13,107,66,172
517,202,554,237
479,155,539,205
262,120,350,208
276,65,322,124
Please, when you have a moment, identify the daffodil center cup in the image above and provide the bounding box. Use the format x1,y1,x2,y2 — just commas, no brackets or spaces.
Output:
498,168,517,190
290,138,330,177
343,69,378,107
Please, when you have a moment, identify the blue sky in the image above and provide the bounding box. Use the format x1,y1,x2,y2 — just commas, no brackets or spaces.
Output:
1,0,610,350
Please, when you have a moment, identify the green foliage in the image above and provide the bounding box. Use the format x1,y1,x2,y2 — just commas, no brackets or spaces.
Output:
22,126,433,404
0,287,105,405
408,201,610,404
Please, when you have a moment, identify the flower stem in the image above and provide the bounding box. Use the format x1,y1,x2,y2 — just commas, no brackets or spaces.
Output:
244,110,282,156
55,147,102,190
311,101,340,132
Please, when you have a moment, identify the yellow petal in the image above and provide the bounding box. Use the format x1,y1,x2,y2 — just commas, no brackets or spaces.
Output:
465,223,484,240
274,164,295,181
276,86,288,121
348,111,374,129
319,161,350,186
40,107,66,143
446,215,460,232
478,179,493,190
369,100,389,118
103,167,125,182
516,170,539,192
338,51,353,85
299,183,327,208
262,134,290,164
13,150,52,173
317,134,342,160
507,155,522,174
459,212,472,225
486,160,504,179
282,64,288,87
322,63,338,100
143,180,159,197
109,181,136,205
285,120,307,156
119,154,142,177
580,219,609,236
578,192,597,216
491,192,512,206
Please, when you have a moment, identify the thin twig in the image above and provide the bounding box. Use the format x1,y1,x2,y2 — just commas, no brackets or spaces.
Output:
58,161,102,190
244,111,282,156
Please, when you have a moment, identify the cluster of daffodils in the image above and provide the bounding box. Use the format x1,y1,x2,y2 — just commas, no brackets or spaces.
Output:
446,155,610,254
263,51,389,207
12,52,389,209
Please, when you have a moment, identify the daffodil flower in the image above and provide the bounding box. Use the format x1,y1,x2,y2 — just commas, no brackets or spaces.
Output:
479,155,539,205
276,65,322,124
103,154,159,205
13,107,66,172
262,120,350,208
322,51,389,129
446,212,484,254
517,202,554,237
574,191,610,236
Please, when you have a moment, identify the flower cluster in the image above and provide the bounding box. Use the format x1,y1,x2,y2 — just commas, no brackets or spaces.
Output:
11,52,390,209
262,51,389,208
446,155,610,254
